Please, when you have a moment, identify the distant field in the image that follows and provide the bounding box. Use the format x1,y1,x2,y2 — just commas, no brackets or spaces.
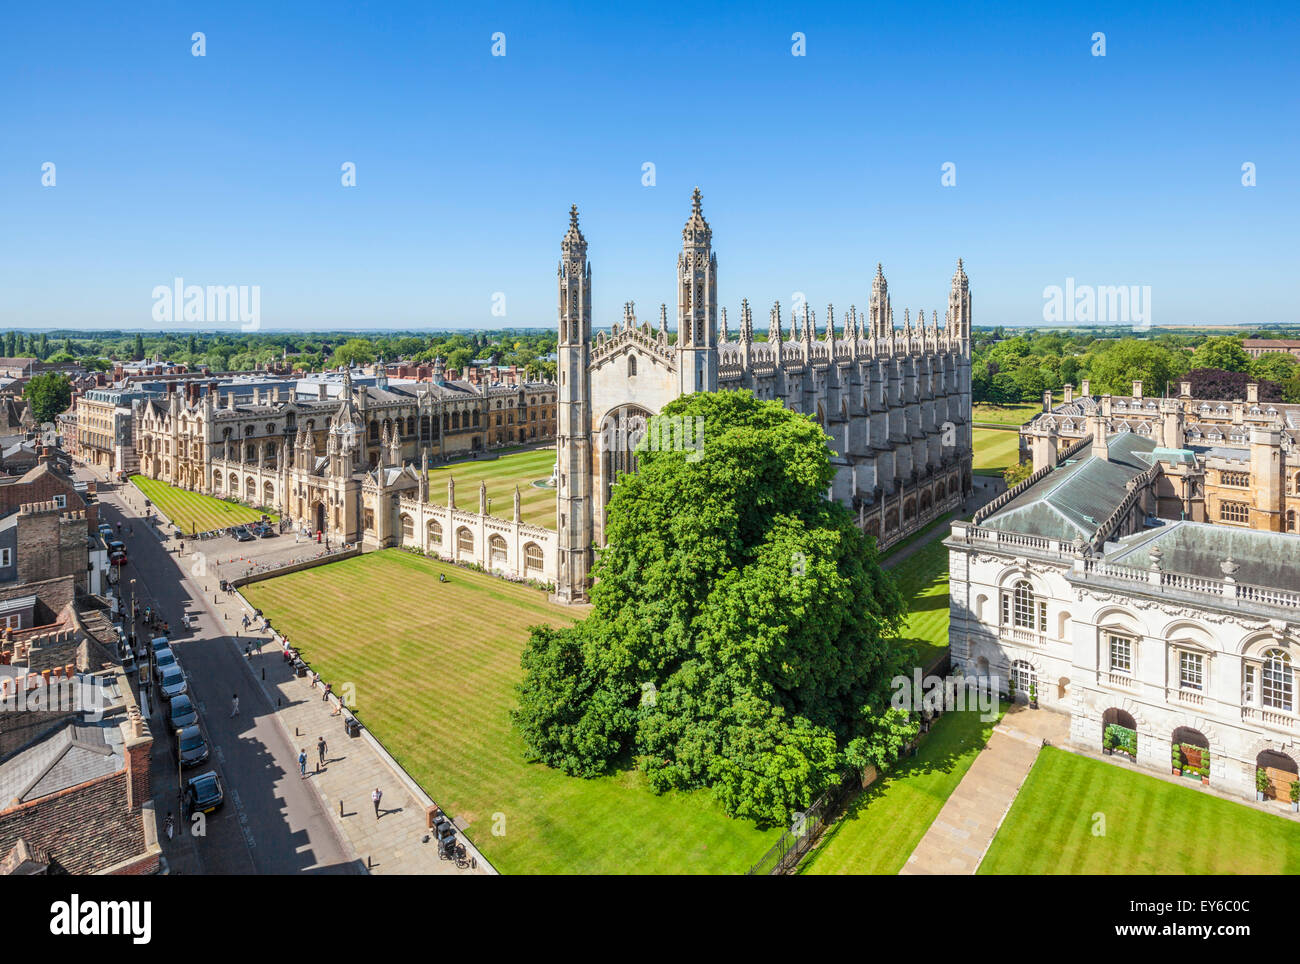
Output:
973,428,1021,477
979,747,1300,874
429,447,555,528
130,476,275,533
244,549,777,874
972,403,1040,426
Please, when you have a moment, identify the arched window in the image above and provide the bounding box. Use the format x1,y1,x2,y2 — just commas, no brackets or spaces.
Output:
451,411,460,430
489,534,507,567
1002,580,1040,630
427,520,442,546
628,355,637,377
523,542,544,574
1262,649,1293,712
456,527,473,559
400,514,414,540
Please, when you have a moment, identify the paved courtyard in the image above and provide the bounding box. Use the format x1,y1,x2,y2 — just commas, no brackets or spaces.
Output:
901,705,1068,875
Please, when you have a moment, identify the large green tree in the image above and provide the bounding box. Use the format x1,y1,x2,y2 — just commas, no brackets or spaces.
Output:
24,373,72,424
1189,336,1249,373
1085,340,1187,395
514,390,913,825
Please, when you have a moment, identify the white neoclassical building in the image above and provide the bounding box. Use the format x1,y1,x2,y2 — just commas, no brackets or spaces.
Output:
948,423,1300,804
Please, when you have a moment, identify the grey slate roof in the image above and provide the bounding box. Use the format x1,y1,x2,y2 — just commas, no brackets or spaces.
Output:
0,718,123,806
984,432,1158,542
1108,521,1300,591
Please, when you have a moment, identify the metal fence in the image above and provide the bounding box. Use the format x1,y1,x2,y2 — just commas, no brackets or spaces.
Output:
744,768,858,876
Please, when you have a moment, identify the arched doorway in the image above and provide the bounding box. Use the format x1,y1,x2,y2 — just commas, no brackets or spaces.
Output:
1256,749,1298,802
1172,727,1210,783
314,501,326,533
1009,659,1035,702
1102,708,1138,759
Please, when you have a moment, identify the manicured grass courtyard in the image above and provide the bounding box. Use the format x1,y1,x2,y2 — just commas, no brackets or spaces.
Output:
130,475,276,533
243,549,777,874
428,447,556,528
978,747,1300,874
889,539,951,672
972,402,1041,426
973,427,1021,477
800,705,1002,875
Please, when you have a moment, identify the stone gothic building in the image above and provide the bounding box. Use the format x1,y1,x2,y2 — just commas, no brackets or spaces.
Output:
555,190,973,603
133,370,559,580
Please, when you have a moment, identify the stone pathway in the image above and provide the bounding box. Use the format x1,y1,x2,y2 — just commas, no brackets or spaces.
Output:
900,706,1067,875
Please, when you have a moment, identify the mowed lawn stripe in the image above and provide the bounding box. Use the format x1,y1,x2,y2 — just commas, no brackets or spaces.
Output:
978,747,1300,874
244,549,777,874
973,427,1020,476
131,475,276,533
428,447,556,527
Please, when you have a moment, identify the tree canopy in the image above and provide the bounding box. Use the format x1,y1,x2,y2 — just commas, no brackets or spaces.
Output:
23,372,72,424
513,390,913,825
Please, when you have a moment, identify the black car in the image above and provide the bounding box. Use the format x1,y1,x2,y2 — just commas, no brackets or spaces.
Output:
177,725,209,768
232,526,255,543
257,525,276,538
169,693,198,730
184,772,224,815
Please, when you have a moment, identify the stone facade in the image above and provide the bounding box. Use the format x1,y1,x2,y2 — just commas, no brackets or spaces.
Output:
556,190,973,602
949,419,1300,805
133,372,559,582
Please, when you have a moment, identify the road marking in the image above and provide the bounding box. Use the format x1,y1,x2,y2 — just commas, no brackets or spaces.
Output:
229,788,257,850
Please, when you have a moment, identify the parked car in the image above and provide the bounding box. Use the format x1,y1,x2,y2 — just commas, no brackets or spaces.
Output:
107,540,127,564
97,523,113,539
257,525,276,538
150,636,170,655
153,647,178,680
158,665,187,701
232,526,255,543
177,725,209,768
184,772,224,815
169,693,198,730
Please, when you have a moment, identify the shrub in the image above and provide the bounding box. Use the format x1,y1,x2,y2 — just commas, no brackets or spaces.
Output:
1256,767,1270,794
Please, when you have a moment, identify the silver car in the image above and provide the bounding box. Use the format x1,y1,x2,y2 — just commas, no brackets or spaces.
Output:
158,665,187,701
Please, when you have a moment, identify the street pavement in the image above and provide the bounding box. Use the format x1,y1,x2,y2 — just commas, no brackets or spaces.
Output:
84,467,362,874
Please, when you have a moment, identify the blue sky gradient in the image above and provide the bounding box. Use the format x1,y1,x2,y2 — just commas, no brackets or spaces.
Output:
2,1,1297,330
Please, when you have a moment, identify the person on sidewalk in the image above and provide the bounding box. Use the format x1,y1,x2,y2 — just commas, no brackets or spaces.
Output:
230,693,240,717
165,812,174,841
372,787,382,819
317,736,327,768
298,748,308,777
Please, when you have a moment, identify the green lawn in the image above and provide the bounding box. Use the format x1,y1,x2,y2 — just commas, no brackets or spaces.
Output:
130,475,276,533
243,549,777,874
801,705,1002,874
979,747,1300,874
973,427,1021,477
888,540,951,672
429,447,556,528
972,402,1041,426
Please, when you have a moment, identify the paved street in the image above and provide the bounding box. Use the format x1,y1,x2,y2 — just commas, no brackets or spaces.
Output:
84,467,362,874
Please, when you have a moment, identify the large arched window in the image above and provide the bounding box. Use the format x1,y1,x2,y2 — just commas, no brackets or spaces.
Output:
400,514,414,540
489,534,507,567
523,542,544,574
427,520,443,546
1002,580,1038,630
456,526,473,559
1262,649,1293,712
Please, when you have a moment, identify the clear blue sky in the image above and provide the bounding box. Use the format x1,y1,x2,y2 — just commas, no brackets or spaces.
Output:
2,0,1296,331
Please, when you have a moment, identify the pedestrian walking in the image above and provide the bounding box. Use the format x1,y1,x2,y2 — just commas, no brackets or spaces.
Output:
322,681,332,703
244,643,252,660
165,812,174,841
242,613,249,630
372,787,382,819
298,748,308,777
230,692,240,717
317,736,327,768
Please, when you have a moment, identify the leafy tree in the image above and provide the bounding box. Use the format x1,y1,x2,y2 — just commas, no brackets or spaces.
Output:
329,338,376,369
1248,352,1298,386
1084,340,1186,396
133,333,144,361
514,390,911,825
23,373,72,423
1004,459,1035,487
1189,336,1249,373
1186,368,1282,401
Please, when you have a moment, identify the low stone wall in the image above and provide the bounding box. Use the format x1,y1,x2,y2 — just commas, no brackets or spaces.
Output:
231,548,361,588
